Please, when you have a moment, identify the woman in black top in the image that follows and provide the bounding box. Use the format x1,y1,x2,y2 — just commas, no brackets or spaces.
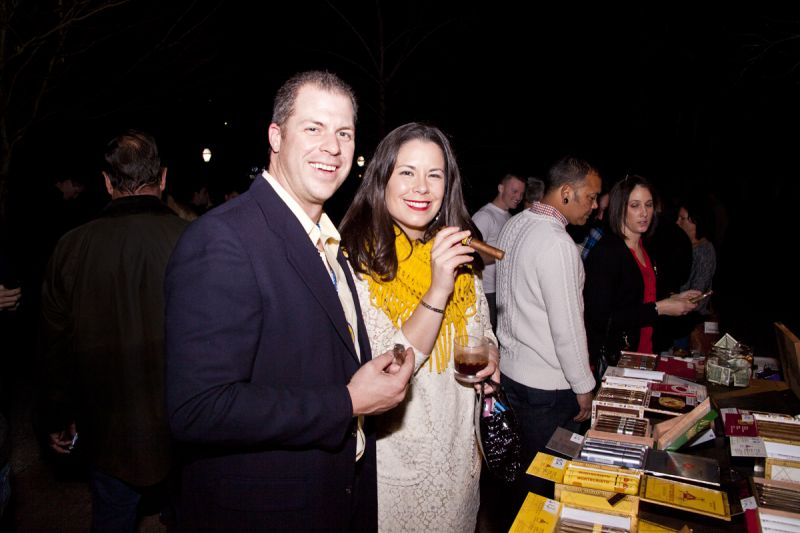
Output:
583,175,699,365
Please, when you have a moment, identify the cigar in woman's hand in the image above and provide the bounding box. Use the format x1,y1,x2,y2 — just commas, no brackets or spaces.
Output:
462,236,505,261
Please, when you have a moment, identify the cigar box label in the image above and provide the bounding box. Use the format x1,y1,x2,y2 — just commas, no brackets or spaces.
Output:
527,452,567,483
642,476,730,518
649,383,698,397
570,433,584,444
509,493,559,533
724,413,758,437
765,458,800,483
759,511,800,533
559,490,637,514
764,441,800,461
753,413,800,425
646,392,697,414
740,496,757,511
730,436,767,457
559,505,632,531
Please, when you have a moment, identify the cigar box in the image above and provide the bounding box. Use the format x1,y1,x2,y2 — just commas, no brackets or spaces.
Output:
753,413,800,445
554,483,640,533
643,450,720,486
661,375,708,402
603,366,665,383
655,355,698,381
584,429,653,450
652,398,717,451
556,504,634,532
555,484,640,515
562,460,642,495
750,477,800,515
643,389,699,417
509,492,560,533
545,426,585,459
527,452,569,484
723,410,758,437
592,382,649,424
577,435,650,469
757,507,800,533
587,413,653,438
764,457,800,484
618,351,659,371
638,475,732,520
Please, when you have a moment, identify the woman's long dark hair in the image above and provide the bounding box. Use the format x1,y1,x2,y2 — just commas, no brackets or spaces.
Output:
340,122,481,280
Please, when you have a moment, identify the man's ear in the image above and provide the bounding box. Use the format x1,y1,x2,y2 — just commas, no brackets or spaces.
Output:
268,123,282,154
102,172,113,196
159,168,167,192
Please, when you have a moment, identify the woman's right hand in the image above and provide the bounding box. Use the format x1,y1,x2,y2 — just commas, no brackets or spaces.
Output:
426,226,474,304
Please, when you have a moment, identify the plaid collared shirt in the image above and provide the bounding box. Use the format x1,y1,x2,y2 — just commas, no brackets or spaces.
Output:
580,226,604,262
529,201,568,226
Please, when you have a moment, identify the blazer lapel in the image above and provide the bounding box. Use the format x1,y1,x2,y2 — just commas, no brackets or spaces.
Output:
250,178,361,365
338,251,373,365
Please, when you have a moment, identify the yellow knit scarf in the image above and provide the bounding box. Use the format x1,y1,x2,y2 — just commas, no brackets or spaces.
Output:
366,230,477,373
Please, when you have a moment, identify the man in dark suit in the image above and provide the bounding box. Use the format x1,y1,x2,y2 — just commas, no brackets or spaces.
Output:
165,71,414,531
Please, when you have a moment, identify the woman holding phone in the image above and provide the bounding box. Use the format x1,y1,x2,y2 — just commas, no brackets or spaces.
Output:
584,175,700,361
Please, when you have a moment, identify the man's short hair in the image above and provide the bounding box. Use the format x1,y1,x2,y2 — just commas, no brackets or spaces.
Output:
525,177,545,204
499,173,523,185
103,130,161,194
271,70,358,127
545,156,597,194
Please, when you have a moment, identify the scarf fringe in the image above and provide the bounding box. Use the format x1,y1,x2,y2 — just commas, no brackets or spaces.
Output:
366,231,477,373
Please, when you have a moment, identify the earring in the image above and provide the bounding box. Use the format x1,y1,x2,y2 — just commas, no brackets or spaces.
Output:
563,197,569,204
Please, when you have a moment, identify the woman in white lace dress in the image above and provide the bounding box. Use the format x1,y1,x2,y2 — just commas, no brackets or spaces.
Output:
340,123,499,532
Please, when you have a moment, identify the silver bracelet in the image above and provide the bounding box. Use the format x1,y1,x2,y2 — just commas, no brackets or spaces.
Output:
419,300,444,314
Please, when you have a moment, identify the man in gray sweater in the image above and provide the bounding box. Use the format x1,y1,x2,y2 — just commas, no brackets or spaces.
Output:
496,156,601,506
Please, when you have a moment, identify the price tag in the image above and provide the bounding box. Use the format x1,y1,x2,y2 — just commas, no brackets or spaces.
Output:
569,433,584,444
551,457,566,469
740,496,757,511
543,498,560,514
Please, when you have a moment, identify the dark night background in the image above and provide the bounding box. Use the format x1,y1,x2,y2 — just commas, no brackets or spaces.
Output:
3,2,799,355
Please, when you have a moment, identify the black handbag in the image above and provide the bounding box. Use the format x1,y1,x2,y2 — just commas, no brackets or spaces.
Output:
594,319,631,383
474,380,522,482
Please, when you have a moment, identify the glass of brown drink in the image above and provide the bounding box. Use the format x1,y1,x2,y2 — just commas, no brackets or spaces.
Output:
454,335,490,383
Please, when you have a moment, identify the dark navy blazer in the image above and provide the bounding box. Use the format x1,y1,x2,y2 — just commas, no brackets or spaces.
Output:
165,177,376,531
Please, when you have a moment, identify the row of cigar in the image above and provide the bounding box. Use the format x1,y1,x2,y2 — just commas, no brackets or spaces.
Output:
755,419,800,441
557,517,628,533
617,352,657,371
754,480,800,513
595,388,647,406
595,414,649,437
578,436,648,469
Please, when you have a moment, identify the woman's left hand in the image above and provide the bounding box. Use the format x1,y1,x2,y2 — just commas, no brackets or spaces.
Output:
474,339,501,393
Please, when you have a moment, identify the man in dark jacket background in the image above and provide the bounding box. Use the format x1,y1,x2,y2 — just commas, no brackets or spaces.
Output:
40,130,187,532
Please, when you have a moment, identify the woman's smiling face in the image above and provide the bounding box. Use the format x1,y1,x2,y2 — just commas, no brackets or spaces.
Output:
384,139,446,240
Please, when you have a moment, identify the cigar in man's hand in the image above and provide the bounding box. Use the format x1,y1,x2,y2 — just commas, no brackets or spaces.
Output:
462,236,505,261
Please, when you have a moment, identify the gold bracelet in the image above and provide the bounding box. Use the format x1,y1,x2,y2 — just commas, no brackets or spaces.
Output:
419,300,444,314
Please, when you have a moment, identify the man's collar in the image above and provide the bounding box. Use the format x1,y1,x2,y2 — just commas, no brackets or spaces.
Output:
529,201,568,226
262,171,338,245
